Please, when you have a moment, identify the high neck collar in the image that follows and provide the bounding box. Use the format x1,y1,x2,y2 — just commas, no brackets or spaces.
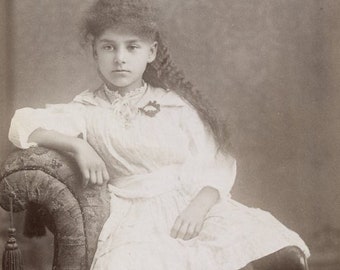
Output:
103,81,147,103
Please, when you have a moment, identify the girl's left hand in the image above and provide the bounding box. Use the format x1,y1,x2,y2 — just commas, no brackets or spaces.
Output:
170,204,207,241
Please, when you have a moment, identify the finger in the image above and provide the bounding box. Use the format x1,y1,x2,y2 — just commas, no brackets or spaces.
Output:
96,170,103,186
194,222,204,238
177,222,189,240
90,169,97,185
170,217,183,238
102,167,110,182
184,223,195,240
192,228,199,238
82,169,90,187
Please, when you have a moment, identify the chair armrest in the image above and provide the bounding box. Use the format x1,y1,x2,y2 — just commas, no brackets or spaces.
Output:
0,147,110,270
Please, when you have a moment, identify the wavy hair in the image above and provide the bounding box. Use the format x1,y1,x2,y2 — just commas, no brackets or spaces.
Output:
143,34,231,152
81,0,231,152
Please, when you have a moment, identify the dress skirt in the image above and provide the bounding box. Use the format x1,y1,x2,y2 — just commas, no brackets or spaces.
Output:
90,169,310,270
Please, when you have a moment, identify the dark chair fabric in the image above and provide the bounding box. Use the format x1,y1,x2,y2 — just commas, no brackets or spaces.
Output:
0,147,110,270
0,147,308,270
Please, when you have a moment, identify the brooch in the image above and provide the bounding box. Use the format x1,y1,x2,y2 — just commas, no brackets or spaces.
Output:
138,101,160,117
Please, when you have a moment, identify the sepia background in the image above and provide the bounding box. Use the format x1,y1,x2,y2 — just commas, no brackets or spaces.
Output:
0,0,339,269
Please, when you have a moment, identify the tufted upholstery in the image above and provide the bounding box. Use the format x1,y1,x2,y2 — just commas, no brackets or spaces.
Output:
0,147,110,270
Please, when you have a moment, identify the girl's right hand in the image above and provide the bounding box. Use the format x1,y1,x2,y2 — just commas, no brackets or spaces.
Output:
28,128,109,186
73,140,110,186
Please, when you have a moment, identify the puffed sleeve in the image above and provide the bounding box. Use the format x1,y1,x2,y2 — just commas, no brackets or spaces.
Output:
8,102,86,149
179,102,237,200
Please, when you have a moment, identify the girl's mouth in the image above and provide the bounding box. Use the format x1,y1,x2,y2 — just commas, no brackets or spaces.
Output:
112,70,130,73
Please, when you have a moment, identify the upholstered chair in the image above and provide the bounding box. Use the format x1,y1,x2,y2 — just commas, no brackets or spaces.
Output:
0,147,308,270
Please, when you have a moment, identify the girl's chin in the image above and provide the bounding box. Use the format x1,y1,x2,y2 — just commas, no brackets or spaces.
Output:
98,70,143,90
104,77,130,87
105,77,143,89
105,80,142,92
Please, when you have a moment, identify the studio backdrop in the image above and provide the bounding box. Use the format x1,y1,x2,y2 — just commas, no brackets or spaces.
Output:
0,0,339,269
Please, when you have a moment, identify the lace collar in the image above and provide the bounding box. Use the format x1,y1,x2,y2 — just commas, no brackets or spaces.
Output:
103,81,148,105
73,84,186,108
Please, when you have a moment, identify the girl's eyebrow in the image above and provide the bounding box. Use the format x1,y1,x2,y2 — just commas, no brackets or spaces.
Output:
98,39,116,43
126,39,141,44
98,38,142,43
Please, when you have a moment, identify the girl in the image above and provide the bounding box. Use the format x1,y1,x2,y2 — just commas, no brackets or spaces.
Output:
9,0,310,269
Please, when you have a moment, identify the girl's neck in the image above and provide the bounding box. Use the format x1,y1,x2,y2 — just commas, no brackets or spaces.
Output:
105,81,144,97
98,70,144,97
103,81,147,104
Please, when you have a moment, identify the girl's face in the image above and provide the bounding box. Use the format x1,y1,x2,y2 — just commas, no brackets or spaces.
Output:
94,28,157,94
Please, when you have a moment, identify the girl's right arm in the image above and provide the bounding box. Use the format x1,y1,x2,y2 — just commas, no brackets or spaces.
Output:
29,128,109,186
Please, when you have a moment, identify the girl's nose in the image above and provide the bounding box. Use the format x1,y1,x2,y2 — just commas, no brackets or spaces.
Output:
114,48,126,64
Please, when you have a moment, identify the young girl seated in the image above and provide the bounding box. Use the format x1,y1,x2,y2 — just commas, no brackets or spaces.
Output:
9,0,310,269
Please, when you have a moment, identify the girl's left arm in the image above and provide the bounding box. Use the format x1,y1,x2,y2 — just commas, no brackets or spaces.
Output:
170,186,219,240
170,101,236,240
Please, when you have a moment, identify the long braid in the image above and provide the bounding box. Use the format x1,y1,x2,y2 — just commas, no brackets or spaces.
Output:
143,33,231,152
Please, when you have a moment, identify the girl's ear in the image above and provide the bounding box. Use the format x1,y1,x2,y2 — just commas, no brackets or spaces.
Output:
147,41,158,63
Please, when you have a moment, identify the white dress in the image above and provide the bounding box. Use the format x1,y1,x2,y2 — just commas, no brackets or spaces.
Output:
9,84,310,270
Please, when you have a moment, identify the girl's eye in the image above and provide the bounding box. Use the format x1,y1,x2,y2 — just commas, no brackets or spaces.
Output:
128,44,140,50
102,45,114,51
